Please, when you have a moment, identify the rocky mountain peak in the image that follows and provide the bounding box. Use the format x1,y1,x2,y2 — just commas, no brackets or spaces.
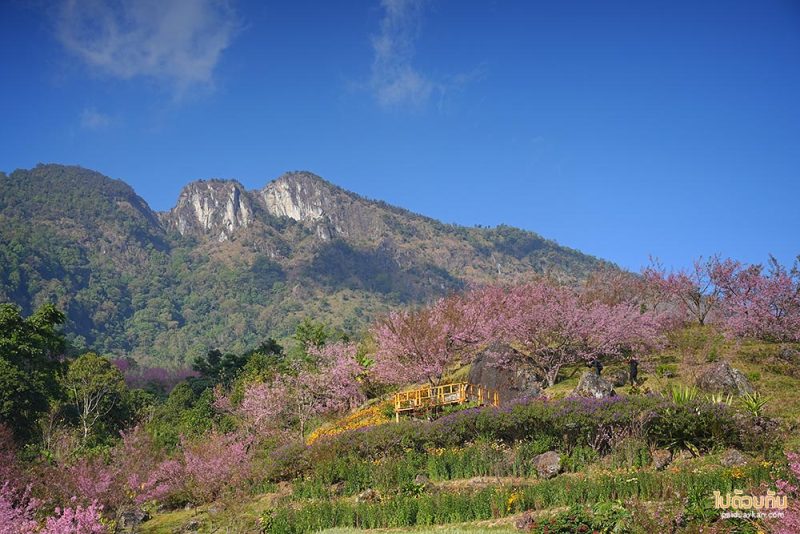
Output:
262,171,363,240
167,179,254,241
261,171,340,224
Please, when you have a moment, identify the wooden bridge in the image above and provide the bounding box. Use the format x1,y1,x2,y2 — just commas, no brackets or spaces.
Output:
393,382,500,421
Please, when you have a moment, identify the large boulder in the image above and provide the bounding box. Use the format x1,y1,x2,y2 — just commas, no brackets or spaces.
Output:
117,508,150,532
696,361,754,396
778,346,800,364
571,371,617,399
468,343,542,403
534,451,562,479
607,368,629,387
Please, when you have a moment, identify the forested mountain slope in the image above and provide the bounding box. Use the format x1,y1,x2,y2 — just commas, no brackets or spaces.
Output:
0,164,608,364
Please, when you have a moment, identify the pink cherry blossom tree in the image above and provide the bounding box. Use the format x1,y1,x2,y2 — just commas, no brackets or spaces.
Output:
495,281,663,387
371,290,498,387
713,256,800,342
643,256,722,326
182,431,252,502
234,342,365,440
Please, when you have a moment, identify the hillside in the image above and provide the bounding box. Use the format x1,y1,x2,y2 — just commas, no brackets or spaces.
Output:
140,329,800,533
0,164,608,364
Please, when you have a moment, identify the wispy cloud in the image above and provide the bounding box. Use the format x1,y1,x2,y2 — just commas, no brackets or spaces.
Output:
80,107,112,130
370,0,436,108
56,0,240,96
368,0,482,110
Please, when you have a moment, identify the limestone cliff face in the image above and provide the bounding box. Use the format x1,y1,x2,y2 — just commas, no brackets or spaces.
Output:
261,171,384,241
166,180,254,242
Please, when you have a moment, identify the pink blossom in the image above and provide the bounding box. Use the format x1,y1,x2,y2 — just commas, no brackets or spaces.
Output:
40,500,106,534
768,452,800,534
0,483,39,534
238,342,366,440
372,292,495,387
713,256,800,342
181,432,252,502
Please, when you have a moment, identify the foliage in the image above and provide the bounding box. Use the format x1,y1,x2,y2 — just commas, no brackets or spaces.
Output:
516,502,632,533
146,382,215,450
264,465,769,533
665,384,699,405
62,353,127,443
738,391,769,417
265,396,761,484
0,303,66,441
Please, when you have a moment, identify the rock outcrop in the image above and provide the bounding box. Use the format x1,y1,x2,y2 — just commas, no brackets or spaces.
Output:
467,343,542,403
696,361,754,396
571,371,617,399
262,171,384,241
166,179,254,241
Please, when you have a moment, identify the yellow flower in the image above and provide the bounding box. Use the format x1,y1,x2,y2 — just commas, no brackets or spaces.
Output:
761,461,772,468
506,491,522,512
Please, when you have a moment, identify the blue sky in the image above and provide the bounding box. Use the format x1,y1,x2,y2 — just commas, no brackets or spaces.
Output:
1,0,798,272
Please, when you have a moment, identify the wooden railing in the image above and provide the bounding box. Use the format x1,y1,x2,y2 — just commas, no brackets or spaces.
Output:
393,382,500,421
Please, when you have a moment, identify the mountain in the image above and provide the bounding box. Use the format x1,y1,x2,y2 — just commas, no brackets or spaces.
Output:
0,164,610,365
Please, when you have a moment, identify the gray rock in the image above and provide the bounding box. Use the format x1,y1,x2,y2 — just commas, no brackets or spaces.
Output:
696,361,754,396
778,346,800,364
176,519,201,533
534,451,562,479
720,449,748,468
356,488,381,503
651,449,672,471
117,508,150,532
571,371,617,399
608,369,629,387
468,343,542,402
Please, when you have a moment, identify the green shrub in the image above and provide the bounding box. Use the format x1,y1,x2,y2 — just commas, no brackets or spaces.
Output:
609,437,651,470
562,446,599,472
739,391,768,417
517,502,631,533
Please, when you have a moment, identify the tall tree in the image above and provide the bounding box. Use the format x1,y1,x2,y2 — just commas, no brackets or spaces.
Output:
0,303,66,441
63,353,126,442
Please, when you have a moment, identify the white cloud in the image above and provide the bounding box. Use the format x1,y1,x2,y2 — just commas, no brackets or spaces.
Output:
370,0,437,108
80,107,112,130
57,0,240,96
